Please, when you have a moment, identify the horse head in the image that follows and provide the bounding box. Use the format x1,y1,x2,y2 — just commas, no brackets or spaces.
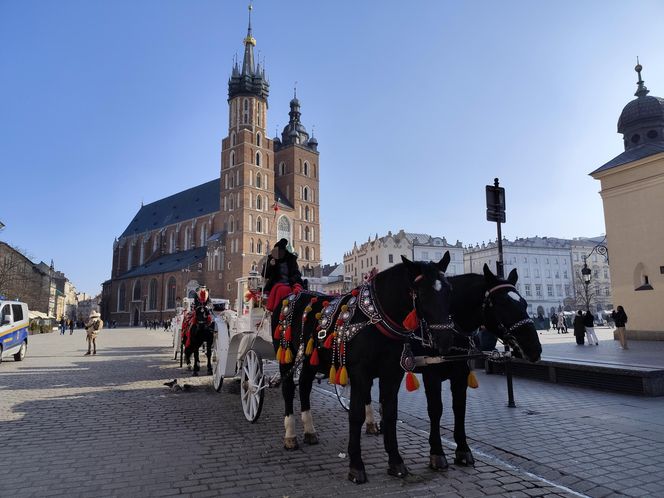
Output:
400,252,453,352
481,264,541,362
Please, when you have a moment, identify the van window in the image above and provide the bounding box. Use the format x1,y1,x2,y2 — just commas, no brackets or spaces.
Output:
12,304,23,321
1,304,11,322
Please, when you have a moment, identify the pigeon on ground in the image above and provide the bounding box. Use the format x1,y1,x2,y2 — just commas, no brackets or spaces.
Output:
163,379,178,388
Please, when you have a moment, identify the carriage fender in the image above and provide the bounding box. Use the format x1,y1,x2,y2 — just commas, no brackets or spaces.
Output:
213,317,230,378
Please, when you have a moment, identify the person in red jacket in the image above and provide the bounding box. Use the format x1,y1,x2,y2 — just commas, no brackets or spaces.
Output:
263,239,304,312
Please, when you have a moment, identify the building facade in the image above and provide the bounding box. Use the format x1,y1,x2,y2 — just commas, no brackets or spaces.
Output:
590,62,664,338
102,10,321,325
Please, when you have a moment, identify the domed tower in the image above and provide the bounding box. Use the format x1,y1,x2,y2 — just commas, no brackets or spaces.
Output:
617,61,664,150
219,4,276,300
274,90,321,273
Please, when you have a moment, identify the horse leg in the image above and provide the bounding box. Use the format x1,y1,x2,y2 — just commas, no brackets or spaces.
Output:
281,365,298,450
347,368,370,484
299,363,318,445
206,335,213,375
380,372,408,479
365,403,380,435
192,340,200,376
422,368,448,470
451,371,474,466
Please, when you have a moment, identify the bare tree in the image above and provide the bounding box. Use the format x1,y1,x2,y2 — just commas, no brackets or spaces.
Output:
0,242,50,312
573,271,596,312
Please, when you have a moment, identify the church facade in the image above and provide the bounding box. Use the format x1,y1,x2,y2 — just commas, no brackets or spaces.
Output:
101,12,321,325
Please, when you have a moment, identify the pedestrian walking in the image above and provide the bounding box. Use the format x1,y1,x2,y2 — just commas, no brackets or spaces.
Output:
551,313,558,333
69,319,74,335
612,305,629,349
573,310,585,345
557,313,567,334
584,310,599,345
59,316,66,335
84,311,103,355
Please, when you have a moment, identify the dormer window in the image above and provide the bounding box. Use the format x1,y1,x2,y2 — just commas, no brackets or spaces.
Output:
631,134,640,144
647,130,658,139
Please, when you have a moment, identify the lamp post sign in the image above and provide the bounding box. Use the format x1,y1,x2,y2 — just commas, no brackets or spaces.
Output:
486,178,506,278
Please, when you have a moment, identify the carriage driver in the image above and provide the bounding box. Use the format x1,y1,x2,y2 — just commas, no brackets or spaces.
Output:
263,238,304,312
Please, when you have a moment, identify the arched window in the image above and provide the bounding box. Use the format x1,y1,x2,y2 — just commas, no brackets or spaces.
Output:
139,240,145,265
256,195,262,211
303,186,309,201
256,133,262,147
278,162,286,176
231,131,236,147
257,239,262,254
230,150,235,166
169,232,175,253
256,216,262,233
236,170,240,186
127,245,133,270
305,247,310,260
305,206,310,221
184,226,191,250
229,195,235,210
248,171,253,186
257,102,262,126
118,283,126,311
251,261,257,272
256,152,261,166
256,173,262,189
153,235,158,253
250,238,255,253
132,280,141,301
277,216,291,243
200,224,208,246
243,98,249,124
310,247,315,261
166,277,176,309
148,279,158,310
304,226,310,241
303,161,309,177
229,215,234,233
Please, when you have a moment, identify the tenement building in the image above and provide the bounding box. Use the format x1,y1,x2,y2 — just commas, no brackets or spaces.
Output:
102,9,321,325
590,62,664,339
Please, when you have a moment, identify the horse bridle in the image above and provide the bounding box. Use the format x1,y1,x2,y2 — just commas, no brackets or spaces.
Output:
409,272,455,348
482,283,534,349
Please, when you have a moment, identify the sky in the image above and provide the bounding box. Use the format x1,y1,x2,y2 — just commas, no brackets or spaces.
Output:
2,0,664,296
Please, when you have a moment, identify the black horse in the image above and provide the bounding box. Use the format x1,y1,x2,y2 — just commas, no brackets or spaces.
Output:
416,264,542,471
183,288,215,377
271,254,453,484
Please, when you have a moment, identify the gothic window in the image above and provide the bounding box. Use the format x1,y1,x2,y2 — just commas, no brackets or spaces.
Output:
166,277,176,309
127,245,133,270
118,283,126,311
303,186,309,201
229,215,234,233
256,132,262,147
133,280,141,301
251,261,257,272
304,226,310,242
200,224,208,246
231,131,236,147
230,151,235,167
256,217,262,233
139,241,145,265
236,170,240,185
152,235,158,253
304,206,310,221
256,152,261,167
169,232,175,253
243,98,249,124
256,173,262,189
257,102,262,127
277,216,291,243
256,195,262,211
229,195,235,211
305,247,310,260
248,192,252,208
310,247,315,261
250,238,254,253
303,161,309,177
148,279,158,310
257,239,262,254
278,162,286,176
184,226,191,250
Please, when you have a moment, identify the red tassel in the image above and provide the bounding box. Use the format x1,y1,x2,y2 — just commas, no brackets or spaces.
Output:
405,371,420,392
285,326,292,342
336,319,344,327
402,309,419,331
273,324,282,340
339,342,345,356
335,366,343,385
323,333,335,349
309,348,319,366
351,289,359,297
322,301,330,308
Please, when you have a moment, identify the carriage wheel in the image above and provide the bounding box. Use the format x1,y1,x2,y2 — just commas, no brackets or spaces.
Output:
335,381,351,412
240,349,265,423
212,344,224,392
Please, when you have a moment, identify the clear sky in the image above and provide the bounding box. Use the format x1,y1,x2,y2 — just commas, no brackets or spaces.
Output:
2,0,664,296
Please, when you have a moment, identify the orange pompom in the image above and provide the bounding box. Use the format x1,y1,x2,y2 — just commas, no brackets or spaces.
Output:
402,309,419,331
329,365,337,385
310,297,318,303
309,348,320,366
276,346,284,364
467,371,479,389
338,366,348,386
322,301,330,307
305,338,314,356
285,326,292,342
405,371,420,392
351,289,359,297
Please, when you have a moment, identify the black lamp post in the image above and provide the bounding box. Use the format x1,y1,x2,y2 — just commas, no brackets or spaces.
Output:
581,257,592,311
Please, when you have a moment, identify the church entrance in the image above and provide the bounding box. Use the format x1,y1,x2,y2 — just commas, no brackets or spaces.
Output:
132,306,140,327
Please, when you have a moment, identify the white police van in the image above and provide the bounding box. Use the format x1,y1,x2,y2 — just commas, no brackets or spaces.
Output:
0,300,29,362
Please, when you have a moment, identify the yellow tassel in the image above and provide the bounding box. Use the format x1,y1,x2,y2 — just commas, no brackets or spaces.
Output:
329,365,337,384
468,371,479,389
338,366,348,386
315,312,322,320
305,338,314,355
305,306,312,313
276,346,284,364
341,304,348,312
284,348,293,364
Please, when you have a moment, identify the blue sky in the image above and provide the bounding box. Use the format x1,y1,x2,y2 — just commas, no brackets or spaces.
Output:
2,0,664,295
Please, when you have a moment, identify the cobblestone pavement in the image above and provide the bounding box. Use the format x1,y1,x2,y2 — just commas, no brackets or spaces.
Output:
0,328,660,497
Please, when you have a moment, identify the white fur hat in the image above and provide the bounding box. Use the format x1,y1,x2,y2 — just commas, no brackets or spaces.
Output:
89,311,100,318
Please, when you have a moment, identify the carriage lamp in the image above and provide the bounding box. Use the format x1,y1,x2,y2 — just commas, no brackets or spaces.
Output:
581,260,592,284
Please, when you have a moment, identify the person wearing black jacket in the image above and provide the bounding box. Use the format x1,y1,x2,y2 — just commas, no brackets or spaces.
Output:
573,310,585,345
612,305,628,349
584,310,599,346
263,238,304,311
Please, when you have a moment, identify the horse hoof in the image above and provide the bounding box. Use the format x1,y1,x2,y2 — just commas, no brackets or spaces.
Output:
348,468,367,484
387,462,409,478
454,450,475,467
186,365,192,371
303,432,319,445
283,437,299,450
429,454,449,471
365,422,381,435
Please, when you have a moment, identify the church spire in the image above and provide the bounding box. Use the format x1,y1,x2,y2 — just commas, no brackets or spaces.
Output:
635,57,650,98
242,3,256,76
228,2,269,101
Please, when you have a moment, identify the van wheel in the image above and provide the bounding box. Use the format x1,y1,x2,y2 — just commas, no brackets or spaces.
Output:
0,344,3,363
14,341,27,361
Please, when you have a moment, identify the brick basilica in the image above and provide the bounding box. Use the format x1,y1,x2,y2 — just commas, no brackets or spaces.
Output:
101,10,321,325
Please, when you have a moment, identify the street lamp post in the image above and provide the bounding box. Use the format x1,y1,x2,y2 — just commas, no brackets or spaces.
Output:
579,237,609,313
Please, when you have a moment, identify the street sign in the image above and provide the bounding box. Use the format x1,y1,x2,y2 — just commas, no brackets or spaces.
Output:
486,184,506,223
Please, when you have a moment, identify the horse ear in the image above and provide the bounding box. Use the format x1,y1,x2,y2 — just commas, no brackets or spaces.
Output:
507,268,518,285
436,251,451,273
401,255,411,265
483,264,497,282
401,255,419,279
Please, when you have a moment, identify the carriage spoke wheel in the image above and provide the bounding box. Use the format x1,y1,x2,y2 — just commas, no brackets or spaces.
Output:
240,349,264,423
212,349,224,392
335,381,351,412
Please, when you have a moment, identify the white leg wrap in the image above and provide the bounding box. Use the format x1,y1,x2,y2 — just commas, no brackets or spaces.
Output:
365,404,375,426
301,410,315,434
284,415,296,439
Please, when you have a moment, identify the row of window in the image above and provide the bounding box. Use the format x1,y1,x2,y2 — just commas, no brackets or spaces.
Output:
124,224,210,271
229,98,265,130
117,278,176,312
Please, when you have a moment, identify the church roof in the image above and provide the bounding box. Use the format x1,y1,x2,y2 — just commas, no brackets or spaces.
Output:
118,247,207,279
591,142,664,175
120,179,219,238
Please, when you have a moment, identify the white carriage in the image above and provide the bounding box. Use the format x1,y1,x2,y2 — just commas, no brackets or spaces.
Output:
212,272,276,422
